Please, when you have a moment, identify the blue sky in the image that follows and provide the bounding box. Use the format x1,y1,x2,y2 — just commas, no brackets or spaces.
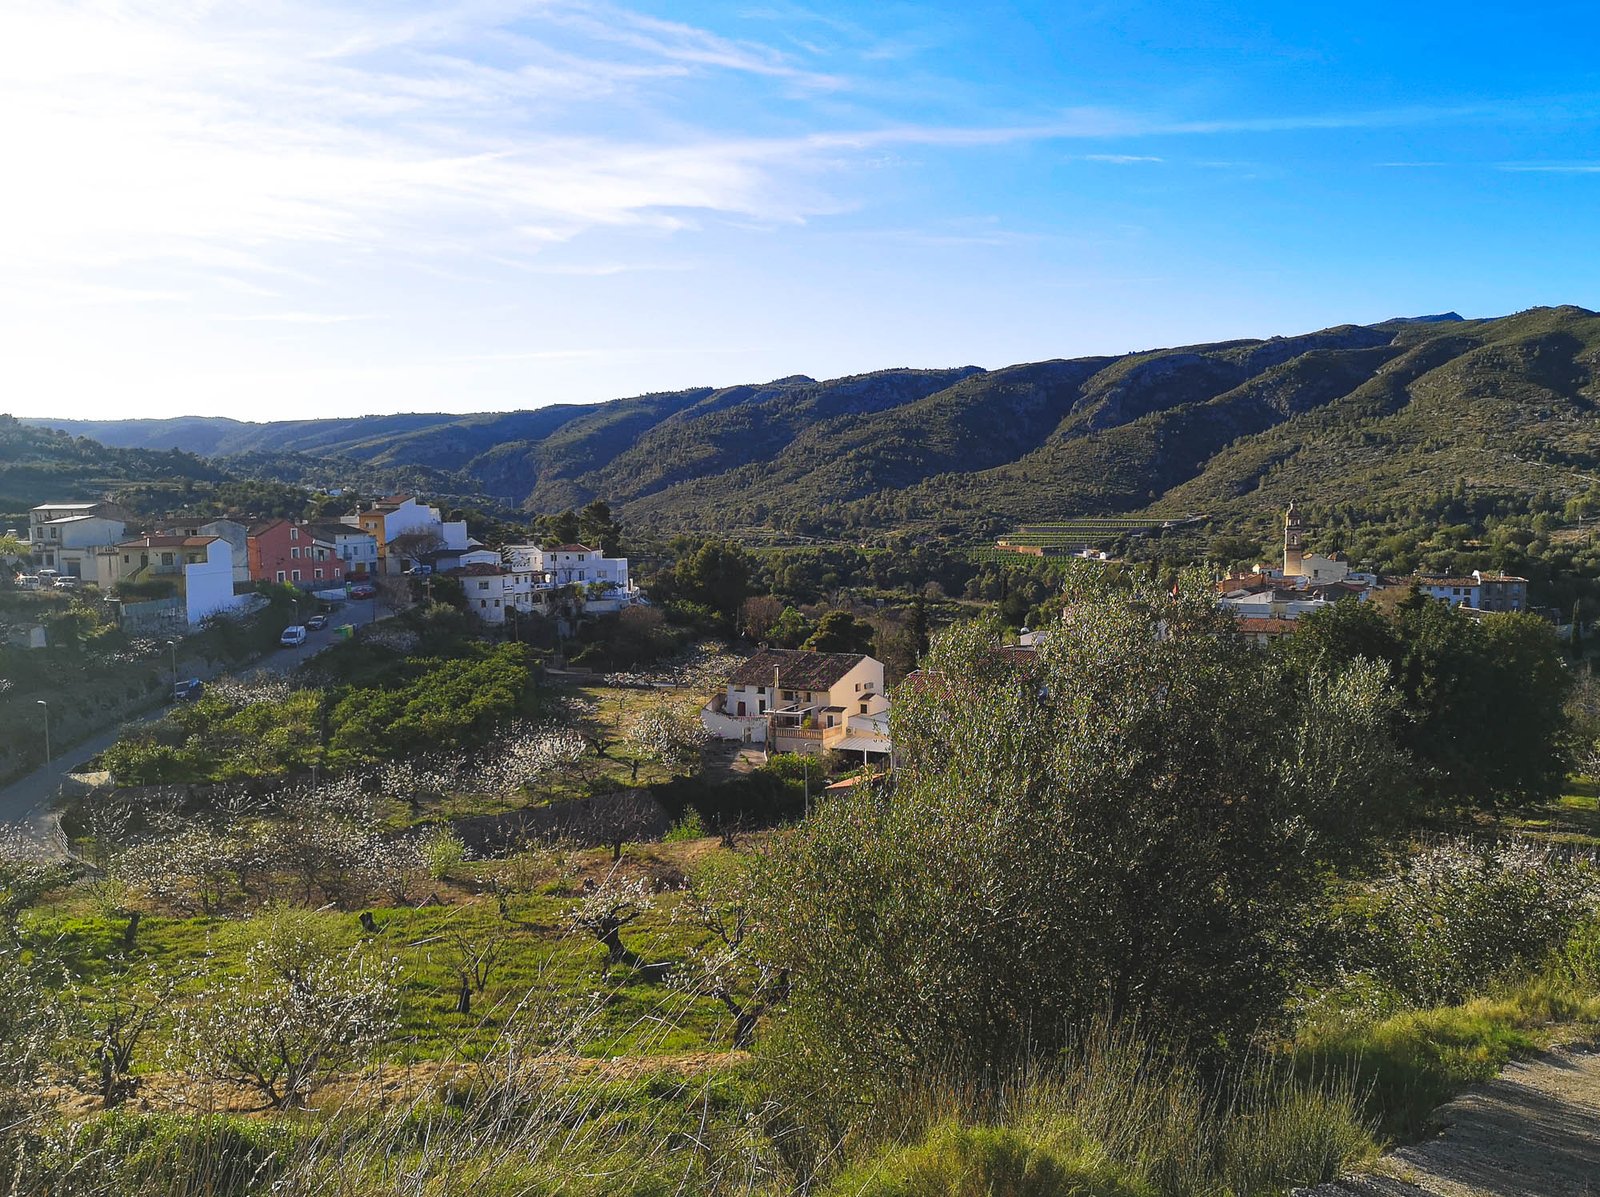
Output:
3,0,1599,419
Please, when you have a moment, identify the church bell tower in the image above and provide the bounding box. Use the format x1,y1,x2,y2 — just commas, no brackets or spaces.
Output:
1283,502,1305,578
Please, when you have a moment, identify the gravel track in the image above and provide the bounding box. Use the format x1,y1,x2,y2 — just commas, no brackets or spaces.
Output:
1299,1046,1600,1197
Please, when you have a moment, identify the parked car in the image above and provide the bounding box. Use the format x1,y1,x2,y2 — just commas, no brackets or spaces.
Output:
172,678,205,702
16,575,40,591
306,613,329,630
52,576,78,590
349,583,377,599
279,625,308,647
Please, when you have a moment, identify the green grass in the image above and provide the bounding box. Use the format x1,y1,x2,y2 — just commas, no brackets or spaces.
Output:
30,881,729,1068
1293,976,1600,1141
820,1120,1146,1197
1496,777,1600,847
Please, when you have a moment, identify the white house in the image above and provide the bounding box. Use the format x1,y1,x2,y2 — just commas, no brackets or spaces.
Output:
453,563,509,624
704,648,891,758
344,495,469,574
308,523,379,578
506,543,632,594
97,534,243,626
163,519,251,584
1219,590,1333,621
28,502,128,578
1414,571,1529,613
183,538,243,625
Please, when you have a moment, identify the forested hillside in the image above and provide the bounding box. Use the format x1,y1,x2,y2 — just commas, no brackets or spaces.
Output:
0,416,227,527
25,306,1600,537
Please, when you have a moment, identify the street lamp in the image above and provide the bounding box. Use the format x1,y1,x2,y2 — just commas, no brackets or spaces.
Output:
166,639,178,694
36,700,50,767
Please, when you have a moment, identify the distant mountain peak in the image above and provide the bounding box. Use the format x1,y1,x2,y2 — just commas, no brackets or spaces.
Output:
1383,312,1464,324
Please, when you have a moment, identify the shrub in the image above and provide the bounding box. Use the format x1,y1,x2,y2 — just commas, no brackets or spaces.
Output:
1357,838,1600,1005
820,1121,1141,1197
758,594,1406,1104
421,826,468,881
663,810,705,842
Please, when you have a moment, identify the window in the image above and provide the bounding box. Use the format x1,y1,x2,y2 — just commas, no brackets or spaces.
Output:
861,703,869,714
758,700,767,714
276,570,286,582
480,599,487,609
290,547,301,559
290,527,299,540
314,568,323,579
291,569,301,582
161,552,174,566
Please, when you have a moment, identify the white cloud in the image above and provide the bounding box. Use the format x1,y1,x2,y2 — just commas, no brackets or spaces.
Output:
1078,153,1164,164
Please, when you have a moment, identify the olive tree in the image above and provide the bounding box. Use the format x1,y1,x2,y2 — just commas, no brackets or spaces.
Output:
757,579,1406,1101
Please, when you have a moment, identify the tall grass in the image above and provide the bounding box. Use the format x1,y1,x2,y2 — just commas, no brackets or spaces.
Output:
811,1019,1375,1197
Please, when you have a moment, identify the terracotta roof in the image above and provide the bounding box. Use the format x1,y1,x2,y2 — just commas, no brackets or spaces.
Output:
550,543,596,553
449,563,507,577
727,648,870,690
117,535,218,549
1236,617,1296,635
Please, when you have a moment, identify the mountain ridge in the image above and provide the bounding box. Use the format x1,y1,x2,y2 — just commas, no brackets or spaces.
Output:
20,306,1600,536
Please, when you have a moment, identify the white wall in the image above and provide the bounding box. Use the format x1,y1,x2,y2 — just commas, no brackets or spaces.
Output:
185,541,242,625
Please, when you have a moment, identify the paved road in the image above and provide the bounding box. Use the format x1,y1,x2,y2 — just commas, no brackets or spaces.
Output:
0,598,383,842
1298,1045,1600,1197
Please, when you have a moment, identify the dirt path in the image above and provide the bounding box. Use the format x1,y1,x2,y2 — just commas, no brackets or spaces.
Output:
1300,1045,1600,1197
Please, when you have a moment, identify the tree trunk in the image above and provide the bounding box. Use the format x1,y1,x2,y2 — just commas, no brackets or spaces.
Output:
456,977,471,1016
600,924,626,962
121,911,141,948
732,1010,758,1050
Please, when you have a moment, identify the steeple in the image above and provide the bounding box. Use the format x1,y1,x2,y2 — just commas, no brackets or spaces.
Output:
1283,502,1305,578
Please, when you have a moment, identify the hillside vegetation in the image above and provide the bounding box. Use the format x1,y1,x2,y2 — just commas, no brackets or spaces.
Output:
23,306,1600,536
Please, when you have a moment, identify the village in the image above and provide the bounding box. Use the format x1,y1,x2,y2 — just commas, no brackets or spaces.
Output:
8,493,640,635
4,493,1545,784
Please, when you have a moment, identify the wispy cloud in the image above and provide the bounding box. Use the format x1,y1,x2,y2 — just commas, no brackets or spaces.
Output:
1078,153,1164,164
1498,162,1600,173
213,311,383,325
0,0,1544,313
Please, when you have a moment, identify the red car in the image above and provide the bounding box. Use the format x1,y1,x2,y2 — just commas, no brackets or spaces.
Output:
349,583,377,599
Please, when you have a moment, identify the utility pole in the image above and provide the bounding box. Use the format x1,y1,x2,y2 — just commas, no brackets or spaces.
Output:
166,639,178,695
37,700,50,767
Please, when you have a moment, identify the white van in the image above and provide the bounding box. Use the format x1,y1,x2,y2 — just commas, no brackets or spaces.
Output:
16,575,40,591
279,625,308,647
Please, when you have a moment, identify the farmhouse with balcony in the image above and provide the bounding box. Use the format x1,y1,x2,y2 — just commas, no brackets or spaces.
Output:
704,647,892,759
